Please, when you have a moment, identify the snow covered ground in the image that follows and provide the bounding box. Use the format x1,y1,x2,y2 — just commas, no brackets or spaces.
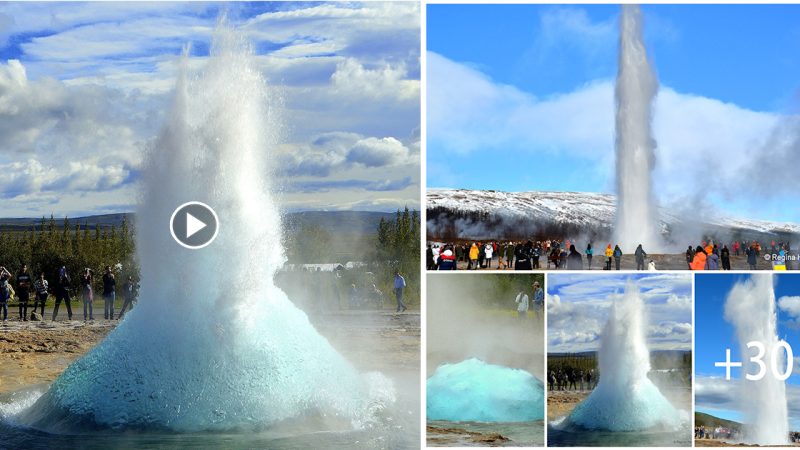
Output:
427,188,800,246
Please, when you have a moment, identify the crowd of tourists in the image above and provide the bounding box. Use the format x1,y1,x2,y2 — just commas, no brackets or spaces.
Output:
0,264,139,323
427,237,796,271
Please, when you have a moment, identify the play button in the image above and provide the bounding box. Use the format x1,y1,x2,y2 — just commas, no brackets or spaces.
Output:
185,213,206,238
170,201,219,249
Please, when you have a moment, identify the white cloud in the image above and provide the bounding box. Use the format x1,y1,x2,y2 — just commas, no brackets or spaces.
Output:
0,59,150,207
533,7,616,60
428,51,792,219
0,3,420,215
347,137,411,167
331,58,418,102
779,296,800,327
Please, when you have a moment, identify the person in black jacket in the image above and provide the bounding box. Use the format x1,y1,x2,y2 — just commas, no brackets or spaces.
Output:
515,241,534,270
634,244,647,270
720,245,731,270
426,245,436,270
567,245,583,270
102,266,116,320
52,267,73,321
16,265,32,321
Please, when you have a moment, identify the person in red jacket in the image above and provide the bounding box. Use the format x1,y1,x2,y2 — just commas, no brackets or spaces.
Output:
437,248,457,270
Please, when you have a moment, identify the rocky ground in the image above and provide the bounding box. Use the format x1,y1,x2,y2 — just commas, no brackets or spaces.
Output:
547,390,590,422
0,308,420,396
426,425,510,447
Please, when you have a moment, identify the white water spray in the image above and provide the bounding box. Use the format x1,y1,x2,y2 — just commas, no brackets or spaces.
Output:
614,5,660,252
565,282,683,431
723,274,788,445
20,24,392,432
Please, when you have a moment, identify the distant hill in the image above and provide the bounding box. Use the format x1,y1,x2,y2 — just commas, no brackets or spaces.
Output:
0,211,394,235
283,211,395,235
0,213,133,232
695,411,741,431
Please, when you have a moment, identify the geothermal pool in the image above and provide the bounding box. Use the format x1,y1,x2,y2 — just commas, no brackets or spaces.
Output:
426,359,545,446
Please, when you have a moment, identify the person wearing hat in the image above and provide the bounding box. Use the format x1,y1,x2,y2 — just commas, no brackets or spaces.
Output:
533,281,544,318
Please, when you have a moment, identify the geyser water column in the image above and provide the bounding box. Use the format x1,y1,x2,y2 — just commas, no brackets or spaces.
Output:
615,5,661,251
20,25,392,432
564,282,683,431
723,274,789,445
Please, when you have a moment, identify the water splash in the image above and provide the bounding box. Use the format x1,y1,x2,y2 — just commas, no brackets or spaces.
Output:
614,5,661,252
426,358,544,423
563,283,684,431
723,274,788,445
17,23,392,433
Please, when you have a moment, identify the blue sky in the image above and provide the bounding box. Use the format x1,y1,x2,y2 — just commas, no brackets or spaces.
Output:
547,273,692,353
0,2,419,216
695,274,800,429
427,4,800,224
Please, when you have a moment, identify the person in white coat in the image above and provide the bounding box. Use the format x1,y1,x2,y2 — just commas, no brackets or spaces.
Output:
515,290,529,319
484,243,494,269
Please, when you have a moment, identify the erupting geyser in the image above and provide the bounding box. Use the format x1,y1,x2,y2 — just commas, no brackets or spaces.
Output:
18,24,392,432
723,274,789,445
615,5,661,251
563,283,683,431
426,358,544,423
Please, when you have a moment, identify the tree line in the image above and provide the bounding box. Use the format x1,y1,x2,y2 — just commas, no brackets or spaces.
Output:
0,215,138,295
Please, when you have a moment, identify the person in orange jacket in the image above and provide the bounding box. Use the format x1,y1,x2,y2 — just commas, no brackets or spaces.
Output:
604,244,613,270
690,246,707,270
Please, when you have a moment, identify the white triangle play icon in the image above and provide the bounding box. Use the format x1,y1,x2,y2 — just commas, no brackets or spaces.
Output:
185,213,207,239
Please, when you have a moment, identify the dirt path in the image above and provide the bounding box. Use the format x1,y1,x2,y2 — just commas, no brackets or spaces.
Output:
0,320,114,394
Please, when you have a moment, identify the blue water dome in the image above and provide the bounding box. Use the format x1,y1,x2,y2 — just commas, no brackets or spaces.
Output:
426,358,544,423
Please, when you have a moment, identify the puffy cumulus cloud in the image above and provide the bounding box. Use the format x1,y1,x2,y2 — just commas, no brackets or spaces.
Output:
428,51,795,220
346,137,411,167
0,59,150,205
331,58,418,103
649,321,692,340
778,296,800,327
277,132,414,177
549,328,600,350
